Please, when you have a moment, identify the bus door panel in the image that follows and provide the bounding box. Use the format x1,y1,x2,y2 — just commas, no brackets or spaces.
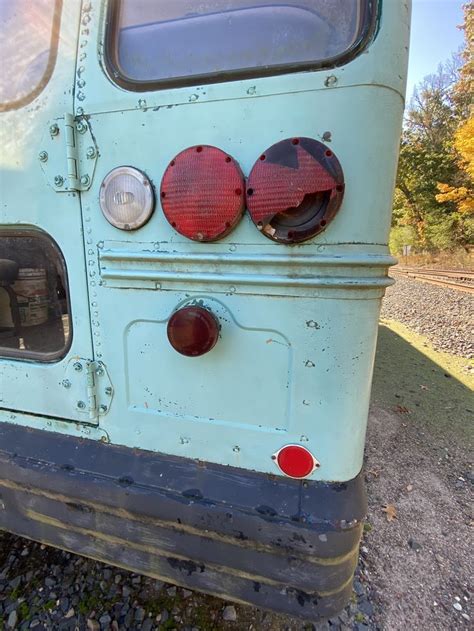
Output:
0,0,97,427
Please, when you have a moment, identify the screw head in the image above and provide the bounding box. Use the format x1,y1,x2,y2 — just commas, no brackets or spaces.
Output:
54,175,64,187
77,400,86,410
38,151,48,162
73,361,83,372
105,386,113,396
99,404,108,414
86,146,96,159
76,121,87,134
62,379,72,389
96,367,104,376
49,123,59,136
80,174,90,186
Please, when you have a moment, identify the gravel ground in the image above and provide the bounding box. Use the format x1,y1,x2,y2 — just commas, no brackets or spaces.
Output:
382,276,473,359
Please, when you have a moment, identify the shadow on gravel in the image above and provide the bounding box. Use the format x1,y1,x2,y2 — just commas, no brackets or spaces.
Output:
363,325,473,630
373,325,473,439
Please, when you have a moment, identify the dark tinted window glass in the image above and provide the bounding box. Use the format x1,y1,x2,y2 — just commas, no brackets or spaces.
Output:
0,231,71,361
113,0,368,84
0,0,60,109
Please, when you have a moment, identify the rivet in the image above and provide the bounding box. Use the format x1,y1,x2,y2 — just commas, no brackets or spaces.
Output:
86,146,96,159
105,387,112,396
62,379,71,389
77,400,86,410
49,123,59,136
73,362,83,372
95,367,104,376
54,175,64,187
38,151,48,162
233,446,240,453
99,404,108,413
80,174,90,186
76,121,87,134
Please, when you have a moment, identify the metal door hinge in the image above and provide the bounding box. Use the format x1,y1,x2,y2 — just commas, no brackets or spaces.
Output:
62,358,113,423
39,113,98,192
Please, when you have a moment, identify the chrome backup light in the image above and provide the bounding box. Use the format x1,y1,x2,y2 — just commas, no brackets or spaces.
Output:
99,166,154,230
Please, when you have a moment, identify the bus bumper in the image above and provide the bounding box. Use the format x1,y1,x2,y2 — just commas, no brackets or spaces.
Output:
0,422,366,621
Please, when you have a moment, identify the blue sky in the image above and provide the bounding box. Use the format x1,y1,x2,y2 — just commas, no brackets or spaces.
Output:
407,0,465,100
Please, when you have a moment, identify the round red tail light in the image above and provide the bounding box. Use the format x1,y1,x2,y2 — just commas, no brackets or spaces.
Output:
167,306,219,357
160,145,245,241
246,137,344,244
272,445,320,478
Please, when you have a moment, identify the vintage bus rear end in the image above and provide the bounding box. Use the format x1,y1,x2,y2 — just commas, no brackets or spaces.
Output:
0,0,410,620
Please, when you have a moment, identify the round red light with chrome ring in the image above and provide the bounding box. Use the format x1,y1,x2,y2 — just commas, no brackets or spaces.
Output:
167,306,220,357
246,137,344,244
160,145,245,241
272,445,320,479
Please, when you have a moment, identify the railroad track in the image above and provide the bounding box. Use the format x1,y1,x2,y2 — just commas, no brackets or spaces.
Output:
392,267,474,294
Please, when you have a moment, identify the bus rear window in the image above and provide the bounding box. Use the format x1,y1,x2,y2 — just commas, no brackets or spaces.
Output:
0,0,61,111
107,0,374,89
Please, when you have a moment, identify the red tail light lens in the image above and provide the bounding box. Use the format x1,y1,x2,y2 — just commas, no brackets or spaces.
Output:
160,145,245,241
272,445,320,478
246,137,344,244
167,306,219,357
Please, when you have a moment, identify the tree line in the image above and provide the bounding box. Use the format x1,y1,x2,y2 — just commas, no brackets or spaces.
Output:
390,3,473,255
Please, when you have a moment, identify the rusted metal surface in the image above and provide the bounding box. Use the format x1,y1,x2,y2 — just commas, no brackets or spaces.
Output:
0,421,365,620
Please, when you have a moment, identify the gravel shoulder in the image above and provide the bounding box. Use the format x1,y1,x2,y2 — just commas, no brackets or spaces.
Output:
1,280,473,631
381,275,473,362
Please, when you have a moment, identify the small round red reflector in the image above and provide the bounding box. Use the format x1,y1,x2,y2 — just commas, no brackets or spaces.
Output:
160,145,245,241
167,306,219,357
246,137,344,244
273,445,319,479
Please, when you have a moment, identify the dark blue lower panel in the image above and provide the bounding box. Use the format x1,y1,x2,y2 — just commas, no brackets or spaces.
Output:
0,422,366,620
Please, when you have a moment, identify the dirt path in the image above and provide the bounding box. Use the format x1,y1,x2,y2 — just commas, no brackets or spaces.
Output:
366,323,473,630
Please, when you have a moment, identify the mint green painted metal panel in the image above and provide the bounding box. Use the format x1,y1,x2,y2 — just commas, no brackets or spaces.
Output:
0,1,95,424
0,0,411,481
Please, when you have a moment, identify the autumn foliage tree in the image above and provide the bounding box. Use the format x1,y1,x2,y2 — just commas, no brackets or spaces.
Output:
390,3,473,254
